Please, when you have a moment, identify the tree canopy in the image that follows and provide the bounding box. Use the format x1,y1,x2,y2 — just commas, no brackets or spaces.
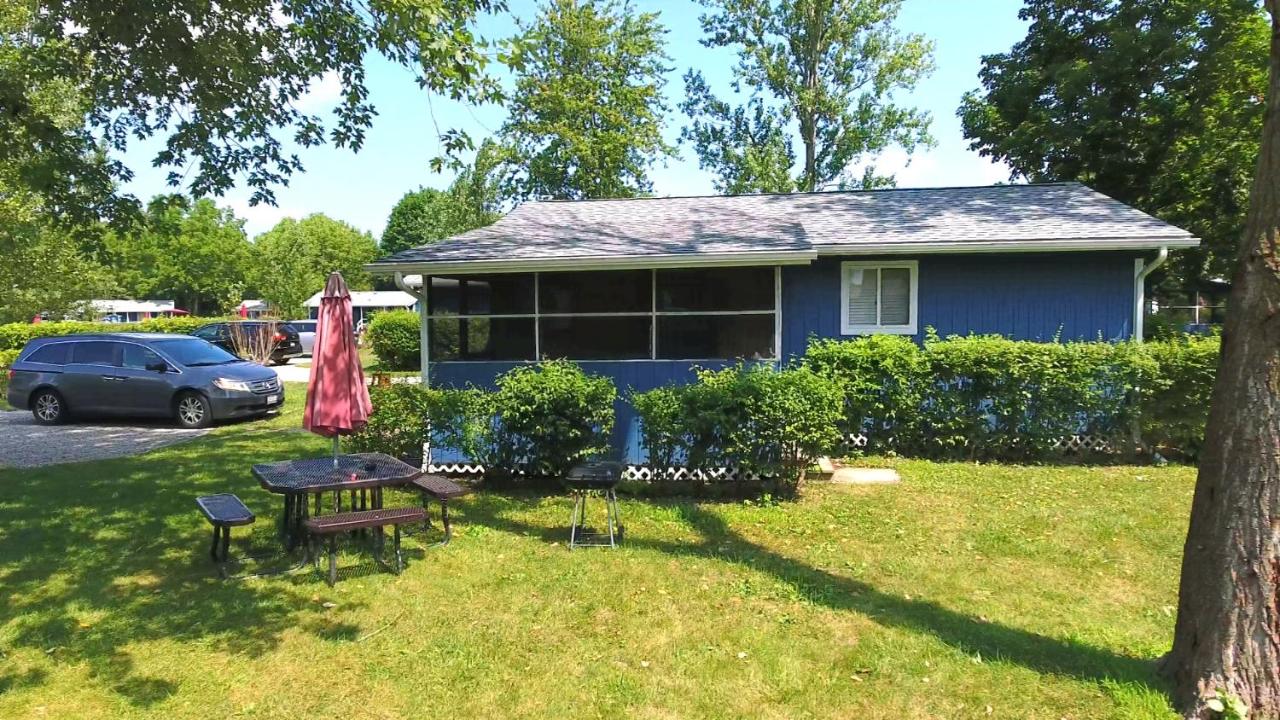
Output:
2,0,505,222
958,0,1270,295
105,196,254,315
381,141,502,255
494,0,675,200
252,214,380,318
683,0,934,193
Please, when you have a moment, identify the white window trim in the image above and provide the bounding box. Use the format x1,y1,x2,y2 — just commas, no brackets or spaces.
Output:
840,260,919,335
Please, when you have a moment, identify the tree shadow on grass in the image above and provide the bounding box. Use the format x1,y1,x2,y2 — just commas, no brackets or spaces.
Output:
465,492,1171,700
0,428,365,707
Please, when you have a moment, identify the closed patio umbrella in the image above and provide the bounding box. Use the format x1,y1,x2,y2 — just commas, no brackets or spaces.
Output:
303,272,372,466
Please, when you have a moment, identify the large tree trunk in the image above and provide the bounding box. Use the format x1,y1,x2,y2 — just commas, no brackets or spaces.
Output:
1165,3,1280,717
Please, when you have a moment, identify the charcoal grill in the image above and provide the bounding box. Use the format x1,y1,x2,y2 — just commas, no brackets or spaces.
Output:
563,461,624,549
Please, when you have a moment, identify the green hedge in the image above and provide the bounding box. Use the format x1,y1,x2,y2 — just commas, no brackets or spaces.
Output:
1138,335,1221,459
366,309,420,370
632,364,843,486
0,348,18,407
0,316,221,351
351,360,617,480
803,333,1219,462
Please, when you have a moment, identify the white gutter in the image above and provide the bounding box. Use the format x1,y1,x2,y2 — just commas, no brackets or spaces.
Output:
1132,246,1169,342
815,237,1198,255
368,249,818,276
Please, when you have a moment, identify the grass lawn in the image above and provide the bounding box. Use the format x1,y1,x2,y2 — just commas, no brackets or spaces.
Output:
0,387,1195,719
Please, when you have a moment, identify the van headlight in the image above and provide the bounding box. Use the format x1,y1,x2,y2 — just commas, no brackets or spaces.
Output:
213,378,252,392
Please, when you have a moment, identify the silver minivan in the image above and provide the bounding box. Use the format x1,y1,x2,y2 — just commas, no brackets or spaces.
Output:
5,333,284,428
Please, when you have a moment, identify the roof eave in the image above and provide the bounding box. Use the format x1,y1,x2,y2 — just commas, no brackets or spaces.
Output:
814,236,1199,254
367,249,819,276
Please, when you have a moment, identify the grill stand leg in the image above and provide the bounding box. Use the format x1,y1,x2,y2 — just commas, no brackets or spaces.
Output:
569,492,584,549
606,490,618,549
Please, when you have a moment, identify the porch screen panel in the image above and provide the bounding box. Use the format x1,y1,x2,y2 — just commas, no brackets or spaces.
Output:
657,314,775,360
427,267,778,362
540,315,652,360
655,267,777,361
539,270,650,313
428,317,536,360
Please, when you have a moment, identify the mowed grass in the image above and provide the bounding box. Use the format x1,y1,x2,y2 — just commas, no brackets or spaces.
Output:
0,387,1195,719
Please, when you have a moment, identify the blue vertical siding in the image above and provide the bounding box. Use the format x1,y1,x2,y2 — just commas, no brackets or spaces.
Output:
781,252,1137,358
428,252,1138,464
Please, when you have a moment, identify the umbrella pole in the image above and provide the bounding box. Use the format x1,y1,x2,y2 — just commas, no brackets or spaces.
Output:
333,435,340,467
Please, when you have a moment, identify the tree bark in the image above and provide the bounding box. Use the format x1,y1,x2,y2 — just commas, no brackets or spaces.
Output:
1165,3,1280,717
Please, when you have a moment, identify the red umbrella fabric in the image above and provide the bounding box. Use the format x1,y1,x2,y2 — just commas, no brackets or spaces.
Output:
303,273,372,451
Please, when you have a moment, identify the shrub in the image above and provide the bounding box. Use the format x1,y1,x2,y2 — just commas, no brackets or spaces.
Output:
804,335,929,452
630,385,684,469
727,364,843,482
349,384,437,461
633,364,843,485
0,316,221,351
1138,334,1220,459
0,348,18,407
366,309,420,370
490,360,617,477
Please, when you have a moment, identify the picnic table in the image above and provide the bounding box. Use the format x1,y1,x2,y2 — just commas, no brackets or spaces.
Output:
252,452,422,549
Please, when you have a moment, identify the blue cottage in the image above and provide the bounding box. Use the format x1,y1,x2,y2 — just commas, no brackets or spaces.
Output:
368,183,1198,464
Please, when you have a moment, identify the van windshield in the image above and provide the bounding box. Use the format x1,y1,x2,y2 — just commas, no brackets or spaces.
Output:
152,338,241,367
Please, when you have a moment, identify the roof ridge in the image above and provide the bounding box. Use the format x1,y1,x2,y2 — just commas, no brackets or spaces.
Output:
531,182,1079,205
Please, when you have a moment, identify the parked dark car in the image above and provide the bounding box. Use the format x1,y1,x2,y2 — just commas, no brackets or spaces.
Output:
191,321,303,365
5,333,284,428
287,319,317,356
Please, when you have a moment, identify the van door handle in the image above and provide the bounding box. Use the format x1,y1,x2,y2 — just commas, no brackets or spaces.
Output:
101,375,126,381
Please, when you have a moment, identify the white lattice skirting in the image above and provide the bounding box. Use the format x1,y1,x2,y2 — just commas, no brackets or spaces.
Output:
842,432,1117,455
426,463,774,482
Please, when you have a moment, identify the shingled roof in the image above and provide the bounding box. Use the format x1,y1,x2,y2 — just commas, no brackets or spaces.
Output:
369,183,1197,274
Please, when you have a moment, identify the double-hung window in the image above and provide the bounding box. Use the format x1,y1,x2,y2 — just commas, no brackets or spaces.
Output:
840,261,918,335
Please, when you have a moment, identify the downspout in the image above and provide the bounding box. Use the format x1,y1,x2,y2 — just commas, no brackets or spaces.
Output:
1133,245,1169,343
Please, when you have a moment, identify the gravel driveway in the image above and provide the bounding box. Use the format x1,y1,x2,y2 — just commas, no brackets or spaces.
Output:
0,411,208,469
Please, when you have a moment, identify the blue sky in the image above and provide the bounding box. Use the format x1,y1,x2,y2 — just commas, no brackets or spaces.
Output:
120,0,1030,239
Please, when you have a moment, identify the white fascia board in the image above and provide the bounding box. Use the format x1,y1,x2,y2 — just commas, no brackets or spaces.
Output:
366,250,818,276
815,237,1199,255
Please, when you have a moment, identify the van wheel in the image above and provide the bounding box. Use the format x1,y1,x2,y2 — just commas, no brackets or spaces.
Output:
175,392,213,429
31,389,67,425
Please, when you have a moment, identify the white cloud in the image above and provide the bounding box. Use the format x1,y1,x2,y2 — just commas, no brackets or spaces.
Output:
297,71,343,111
226,197,302,238
847,145,1014,189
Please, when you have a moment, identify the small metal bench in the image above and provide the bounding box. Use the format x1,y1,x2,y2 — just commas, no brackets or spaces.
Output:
196,494,256,575
304,507,426,586
409,474,472,545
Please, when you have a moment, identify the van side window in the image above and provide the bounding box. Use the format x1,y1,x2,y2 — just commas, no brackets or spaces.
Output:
70,341,119,366
26,343,69,365
121,344,164,370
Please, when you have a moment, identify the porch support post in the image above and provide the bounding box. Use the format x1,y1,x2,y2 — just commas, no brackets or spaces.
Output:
774,265,783,362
